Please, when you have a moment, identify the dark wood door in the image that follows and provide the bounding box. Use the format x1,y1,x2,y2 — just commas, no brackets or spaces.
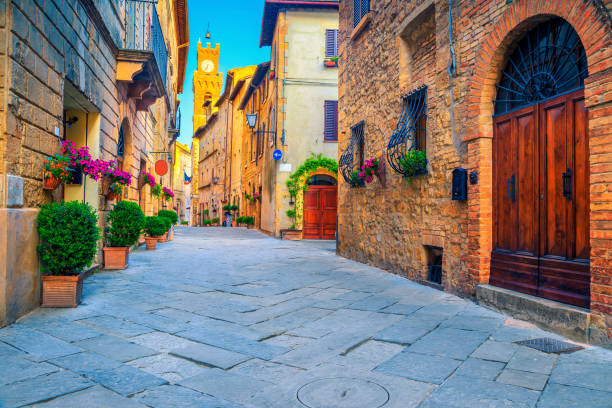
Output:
303,186,337,240
491,90,590,308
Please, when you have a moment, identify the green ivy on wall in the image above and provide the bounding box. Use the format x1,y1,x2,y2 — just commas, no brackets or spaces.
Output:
285,154,338,198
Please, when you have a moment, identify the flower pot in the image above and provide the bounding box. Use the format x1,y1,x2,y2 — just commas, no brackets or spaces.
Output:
281,229,302,240
43,174,61,190
158,231,168,242
145,237,158,250
324,60,338,67
41,274,83,308
168,228,174,241
102,246,129,270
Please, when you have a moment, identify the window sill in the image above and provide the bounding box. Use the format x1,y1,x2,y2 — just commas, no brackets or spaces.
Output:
351,12,372,41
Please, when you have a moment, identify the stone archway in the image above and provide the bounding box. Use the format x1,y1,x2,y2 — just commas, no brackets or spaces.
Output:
464,2,612,317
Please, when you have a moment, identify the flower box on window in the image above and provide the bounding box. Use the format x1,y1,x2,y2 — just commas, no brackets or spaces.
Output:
324,57,338,67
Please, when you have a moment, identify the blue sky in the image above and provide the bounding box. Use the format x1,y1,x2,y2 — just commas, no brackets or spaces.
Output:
176,1,271,147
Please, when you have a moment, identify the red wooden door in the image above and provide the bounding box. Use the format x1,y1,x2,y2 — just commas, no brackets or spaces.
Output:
491,90,590,308
303,186,337,240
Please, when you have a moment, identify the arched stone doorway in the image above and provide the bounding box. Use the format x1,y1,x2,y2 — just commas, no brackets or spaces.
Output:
465,2,612,314
490,18,589,308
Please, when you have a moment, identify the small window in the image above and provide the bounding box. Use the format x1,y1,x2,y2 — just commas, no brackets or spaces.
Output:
324,100,338,141
258,124,265,158
353,0,370,28
117,126,125,158
269,106,276,147
325,29,338,57
339,121,365,186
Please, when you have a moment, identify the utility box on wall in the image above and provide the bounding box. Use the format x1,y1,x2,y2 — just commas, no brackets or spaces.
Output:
452,168,467,201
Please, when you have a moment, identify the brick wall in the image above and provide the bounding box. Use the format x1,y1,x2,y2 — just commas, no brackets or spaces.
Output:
338,0,612,343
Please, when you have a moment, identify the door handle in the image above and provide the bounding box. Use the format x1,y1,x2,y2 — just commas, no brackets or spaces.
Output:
562,168,572,200
507,175,515,202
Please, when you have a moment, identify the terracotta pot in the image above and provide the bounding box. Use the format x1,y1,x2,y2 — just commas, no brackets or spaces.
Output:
281,229,302,240
145,237,158,250
158,231,168,242
43,174,61,190
168,228,174,241
103,246,129,270
41,274,83,308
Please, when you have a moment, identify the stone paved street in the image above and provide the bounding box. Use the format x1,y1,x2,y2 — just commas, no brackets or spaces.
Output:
1,227,611,407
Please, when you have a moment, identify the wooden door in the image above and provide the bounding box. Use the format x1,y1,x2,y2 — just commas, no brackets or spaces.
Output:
491,90,590,308
303,186,337,240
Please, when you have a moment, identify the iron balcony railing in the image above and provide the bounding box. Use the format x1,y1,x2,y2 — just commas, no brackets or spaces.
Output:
122,0,168,90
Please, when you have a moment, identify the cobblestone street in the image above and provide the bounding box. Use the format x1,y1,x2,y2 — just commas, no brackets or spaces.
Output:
1,227,611,407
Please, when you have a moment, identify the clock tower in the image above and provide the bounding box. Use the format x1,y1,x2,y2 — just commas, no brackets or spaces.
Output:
192,41,222,225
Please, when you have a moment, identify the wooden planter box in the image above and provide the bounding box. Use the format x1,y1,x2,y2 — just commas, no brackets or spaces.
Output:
281,229,302,240
145,237,158,250
102,247,129,270
42,274,83,308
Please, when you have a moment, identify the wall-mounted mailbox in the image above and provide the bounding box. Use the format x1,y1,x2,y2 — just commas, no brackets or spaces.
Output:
452,168,467,201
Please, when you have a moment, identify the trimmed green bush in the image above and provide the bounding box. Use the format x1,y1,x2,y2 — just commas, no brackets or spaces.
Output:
230,204,238,211
203,219,212,225
211,217,220,224
144,216,166,237
159,216,171,232
180,220,188,225
37,201,100,276
105,201,145,247
236,216,244,224
245,216,255,225
157,209,178,225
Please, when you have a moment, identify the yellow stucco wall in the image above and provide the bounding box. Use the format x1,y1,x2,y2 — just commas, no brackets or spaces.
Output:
263,9,339,236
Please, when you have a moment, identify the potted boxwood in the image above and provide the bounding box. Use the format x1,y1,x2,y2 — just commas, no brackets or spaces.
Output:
144,216,165,250
158,210,178,240
37,201,99,307
280,209,302,240
157,216,172,242
212,217,220,226
103,201,145,270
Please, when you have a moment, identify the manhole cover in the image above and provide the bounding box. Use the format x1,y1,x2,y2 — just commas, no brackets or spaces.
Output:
297,377,389,408
515,337,583,354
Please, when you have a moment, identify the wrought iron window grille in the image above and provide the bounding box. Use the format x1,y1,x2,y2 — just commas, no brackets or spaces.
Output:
117,127,125,158
386,86,428,177
494,18,588,116
339,121,365,187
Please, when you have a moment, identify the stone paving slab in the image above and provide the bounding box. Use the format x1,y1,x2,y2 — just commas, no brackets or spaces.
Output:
2,227,611,407
27,385,147,407
74,334,158,362
169,342,251,369
0,327,82,361
0,371,92,407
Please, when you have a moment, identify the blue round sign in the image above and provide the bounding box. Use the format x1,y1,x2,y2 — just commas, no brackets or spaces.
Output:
273,150,282,161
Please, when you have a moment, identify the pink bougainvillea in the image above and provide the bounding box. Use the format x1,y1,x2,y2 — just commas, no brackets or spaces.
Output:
142,171,157,187
358,158,378,184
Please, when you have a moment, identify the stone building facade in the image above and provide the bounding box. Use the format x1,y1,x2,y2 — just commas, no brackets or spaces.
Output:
338,0,612,346
191,41,222,226
0,0,187,326
172,140,191,223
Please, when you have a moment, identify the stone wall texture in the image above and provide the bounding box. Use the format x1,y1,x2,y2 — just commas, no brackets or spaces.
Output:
338,0,612,344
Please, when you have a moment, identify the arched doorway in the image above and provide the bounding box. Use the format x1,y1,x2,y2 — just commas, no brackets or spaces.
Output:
490,18,590,308
303,174,337,240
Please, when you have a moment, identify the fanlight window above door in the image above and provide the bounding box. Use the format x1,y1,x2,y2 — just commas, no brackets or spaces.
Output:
494,18,588,116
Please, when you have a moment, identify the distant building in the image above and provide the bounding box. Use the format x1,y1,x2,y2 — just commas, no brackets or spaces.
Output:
172,142,192,223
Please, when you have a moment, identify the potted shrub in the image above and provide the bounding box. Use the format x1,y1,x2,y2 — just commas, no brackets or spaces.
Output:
398,150,427,181
158,210,177,240
211,217,220,226
157,216,172,242
203,219,212,226
103,201,145,270
37,201,99,307
280,208,302,240
245,216,255,229
43,155,72,190
144,216,165,250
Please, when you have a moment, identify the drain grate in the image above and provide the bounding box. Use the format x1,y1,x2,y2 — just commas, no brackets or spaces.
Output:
515,337,583,354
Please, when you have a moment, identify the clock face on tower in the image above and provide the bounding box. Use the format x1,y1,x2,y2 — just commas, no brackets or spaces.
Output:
201,60,214,73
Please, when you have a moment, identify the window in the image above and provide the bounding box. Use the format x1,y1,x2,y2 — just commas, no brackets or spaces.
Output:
117,126,125,158
353,0,370,28
386,86,428,177
339,121,365,186
251,131,256,162
269,106,276,147
325,29,338,57
324,100,338,141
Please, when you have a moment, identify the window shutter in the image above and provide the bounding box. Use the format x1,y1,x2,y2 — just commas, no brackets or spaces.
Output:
325,29,338,57
324,100,338,141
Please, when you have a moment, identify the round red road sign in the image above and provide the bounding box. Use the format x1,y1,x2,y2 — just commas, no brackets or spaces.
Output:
155,160,168,176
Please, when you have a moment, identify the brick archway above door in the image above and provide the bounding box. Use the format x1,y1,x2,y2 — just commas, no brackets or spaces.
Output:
463,1,612,317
